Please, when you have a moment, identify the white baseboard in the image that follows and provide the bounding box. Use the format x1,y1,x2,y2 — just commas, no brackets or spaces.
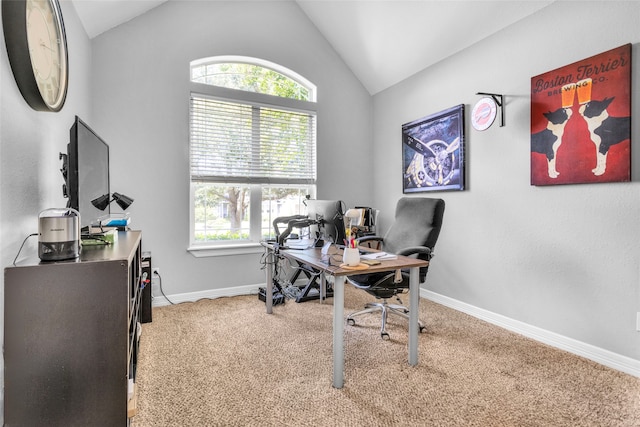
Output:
151,284,260,307
422,289,640,378
151,285,640,378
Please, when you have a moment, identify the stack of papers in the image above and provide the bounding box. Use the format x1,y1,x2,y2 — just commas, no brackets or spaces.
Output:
360,252,397,260
284,239,315,250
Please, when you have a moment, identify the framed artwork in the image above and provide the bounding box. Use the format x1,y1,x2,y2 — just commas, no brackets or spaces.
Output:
402,104,465,193
531,44,631,186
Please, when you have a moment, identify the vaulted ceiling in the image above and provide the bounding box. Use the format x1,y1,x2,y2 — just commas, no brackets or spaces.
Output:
72,0,554,94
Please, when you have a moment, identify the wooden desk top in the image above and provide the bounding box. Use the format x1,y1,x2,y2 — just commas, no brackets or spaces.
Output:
277,246,428,277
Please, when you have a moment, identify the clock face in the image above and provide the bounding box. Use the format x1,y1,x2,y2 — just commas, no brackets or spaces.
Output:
26,0,67,110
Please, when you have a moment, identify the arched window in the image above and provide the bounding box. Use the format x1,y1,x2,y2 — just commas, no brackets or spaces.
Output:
188,56,317,251
190,56,316,101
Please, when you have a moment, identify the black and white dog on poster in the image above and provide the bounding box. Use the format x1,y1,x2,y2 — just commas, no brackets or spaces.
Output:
579,97,630,176
531,107,572,179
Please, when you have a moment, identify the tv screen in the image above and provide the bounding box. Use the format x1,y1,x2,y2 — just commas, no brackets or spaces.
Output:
64,116,110,231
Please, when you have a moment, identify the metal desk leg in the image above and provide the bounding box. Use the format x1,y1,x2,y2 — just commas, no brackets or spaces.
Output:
265,247,273,314
408,266,419,365
333,276,345,388
319,272,326,303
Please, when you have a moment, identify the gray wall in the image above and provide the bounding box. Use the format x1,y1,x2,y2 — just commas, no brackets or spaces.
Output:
372,1,640,361
0,1,93,417
89,0,374,295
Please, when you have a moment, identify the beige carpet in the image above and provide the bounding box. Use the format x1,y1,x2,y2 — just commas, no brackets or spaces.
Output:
132,286,640,426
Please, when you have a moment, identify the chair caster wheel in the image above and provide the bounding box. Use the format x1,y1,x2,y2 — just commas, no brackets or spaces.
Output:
381,332,390,340
347,318,356,326
419,326,426,333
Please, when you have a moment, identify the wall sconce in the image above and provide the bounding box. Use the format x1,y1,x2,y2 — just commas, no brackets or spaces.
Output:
91,192,134,211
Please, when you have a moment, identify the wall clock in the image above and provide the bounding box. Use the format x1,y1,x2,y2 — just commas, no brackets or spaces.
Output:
471,96,498,131
2,0,69,112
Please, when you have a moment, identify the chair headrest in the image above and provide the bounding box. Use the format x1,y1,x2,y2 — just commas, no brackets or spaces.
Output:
383,197,445,255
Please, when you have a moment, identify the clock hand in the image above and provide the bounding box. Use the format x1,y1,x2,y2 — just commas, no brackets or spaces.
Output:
39,41,56,52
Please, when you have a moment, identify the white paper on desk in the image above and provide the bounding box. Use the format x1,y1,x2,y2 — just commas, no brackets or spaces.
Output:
286,239,315,249
360,252,397,260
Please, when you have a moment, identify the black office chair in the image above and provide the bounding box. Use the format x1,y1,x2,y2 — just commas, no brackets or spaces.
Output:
346,197,445,339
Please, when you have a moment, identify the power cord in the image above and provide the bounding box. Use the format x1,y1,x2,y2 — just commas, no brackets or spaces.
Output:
260,247,305,301
13,233,38,266
154,271,175,305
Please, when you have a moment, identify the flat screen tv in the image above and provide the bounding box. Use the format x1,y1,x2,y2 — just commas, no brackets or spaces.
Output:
62,116,110,232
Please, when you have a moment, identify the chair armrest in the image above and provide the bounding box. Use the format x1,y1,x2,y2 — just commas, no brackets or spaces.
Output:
396,246,433,259
357,235,383,244
356,235,383,250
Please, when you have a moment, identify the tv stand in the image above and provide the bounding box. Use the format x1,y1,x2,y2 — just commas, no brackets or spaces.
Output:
4,231,143,425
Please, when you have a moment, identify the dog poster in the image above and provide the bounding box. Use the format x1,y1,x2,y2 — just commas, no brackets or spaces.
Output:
402,104,465,193
530,44,631,186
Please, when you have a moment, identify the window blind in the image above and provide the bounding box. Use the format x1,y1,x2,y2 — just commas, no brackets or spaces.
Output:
190,95,317,185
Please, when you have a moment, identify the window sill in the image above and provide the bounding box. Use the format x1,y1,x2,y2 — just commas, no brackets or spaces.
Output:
188,242,265,258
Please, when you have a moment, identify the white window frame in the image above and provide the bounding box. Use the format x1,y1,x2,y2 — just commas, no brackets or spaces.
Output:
187,57,317,257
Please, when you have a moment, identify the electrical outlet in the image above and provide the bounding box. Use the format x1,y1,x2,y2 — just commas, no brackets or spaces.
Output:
636,312,640,332
151,279,160,297
153,267,160,276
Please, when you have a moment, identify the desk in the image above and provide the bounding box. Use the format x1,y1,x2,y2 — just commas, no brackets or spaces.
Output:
262,244,429,388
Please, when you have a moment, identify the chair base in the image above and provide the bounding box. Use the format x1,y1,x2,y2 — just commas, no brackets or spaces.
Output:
346,300,425,340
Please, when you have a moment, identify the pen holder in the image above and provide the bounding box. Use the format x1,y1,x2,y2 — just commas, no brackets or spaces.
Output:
342,247,360,266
